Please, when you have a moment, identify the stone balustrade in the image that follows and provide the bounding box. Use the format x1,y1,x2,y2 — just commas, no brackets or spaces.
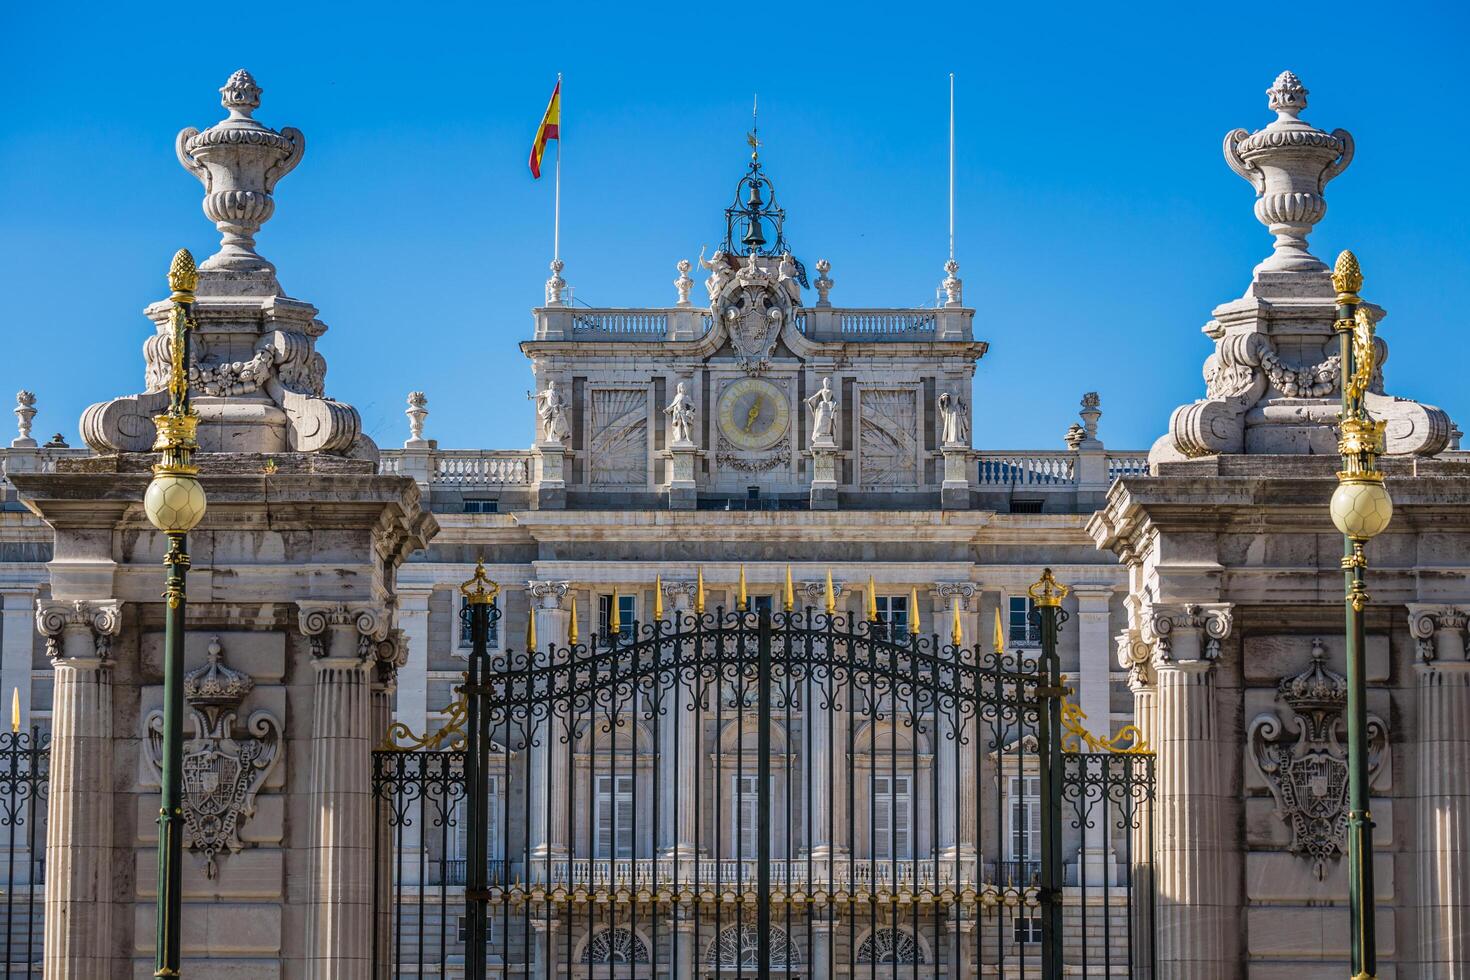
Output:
533,305,974,342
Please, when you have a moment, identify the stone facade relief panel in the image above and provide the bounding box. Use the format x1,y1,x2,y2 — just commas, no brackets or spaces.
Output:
858,388,919,487
587,387,648,485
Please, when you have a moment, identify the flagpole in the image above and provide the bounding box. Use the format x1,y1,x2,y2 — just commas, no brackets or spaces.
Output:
948,71,955,262
554,72,562,264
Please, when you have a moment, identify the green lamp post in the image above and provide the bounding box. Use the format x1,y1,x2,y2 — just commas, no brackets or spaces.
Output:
142,249,208,978
1328,249,1391,980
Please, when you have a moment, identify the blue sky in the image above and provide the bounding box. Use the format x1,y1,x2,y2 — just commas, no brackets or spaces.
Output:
2,1,1465,451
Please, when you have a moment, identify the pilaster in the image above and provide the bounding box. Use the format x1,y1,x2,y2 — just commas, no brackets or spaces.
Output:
1408,603,1470,977
299,601,387,980
658,581,700,859
1146,600,1236,980
37,598,122,980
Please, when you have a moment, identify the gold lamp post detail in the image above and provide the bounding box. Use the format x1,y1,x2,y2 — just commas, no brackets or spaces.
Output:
143,248,206,979
1330,249,1389,980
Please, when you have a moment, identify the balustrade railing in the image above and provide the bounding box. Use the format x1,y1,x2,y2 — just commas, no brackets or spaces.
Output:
570,311,668,335
1106,454,1149,480
975,452,1076,487
839,310,938,336
431,451,533,487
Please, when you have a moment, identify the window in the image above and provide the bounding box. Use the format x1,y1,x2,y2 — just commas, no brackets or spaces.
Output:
595,774,635,858
449,774,501,881
751,594,774,616
1010,498,1044,514
1007,775,1040,867
458,594,499,649
1013,916,1043,944
1008,595,1040,645
597,594,637,642
462,498,498,513
874,594,909,641
731,774,761,857
872,774,912,859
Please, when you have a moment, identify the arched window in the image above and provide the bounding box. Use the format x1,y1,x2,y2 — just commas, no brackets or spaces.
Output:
706,924,801,968
857,927,924,964
583,928,649,964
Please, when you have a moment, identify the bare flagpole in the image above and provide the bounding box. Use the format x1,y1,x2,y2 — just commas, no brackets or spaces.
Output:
949,71,955,262
554,72,562,264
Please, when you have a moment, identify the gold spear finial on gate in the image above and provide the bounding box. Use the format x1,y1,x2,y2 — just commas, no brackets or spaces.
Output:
568,595,579,646
654,574,665,621
695,566,706,616
784,565,795,613
609,588,622,636
909,587,921,636
738,564,748,612
10,688,17,734
824,568,836,615
993,607,1005,654
526,606,537,652
866,575,879,623
952,601,964,647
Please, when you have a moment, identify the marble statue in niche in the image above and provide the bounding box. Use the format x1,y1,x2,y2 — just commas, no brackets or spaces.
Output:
530,380,570,444
806,377,839,447
664,381,696,446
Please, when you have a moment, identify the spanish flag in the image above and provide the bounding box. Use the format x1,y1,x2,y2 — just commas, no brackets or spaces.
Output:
529,80,561,179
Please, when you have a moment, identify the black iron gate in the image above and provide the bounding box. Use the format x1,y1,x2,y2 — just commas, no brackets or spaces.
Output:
374,567,1155,979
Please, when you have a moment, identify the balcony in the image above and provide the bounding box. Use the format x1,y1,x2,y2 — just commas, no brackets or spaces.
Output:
531,305,975,343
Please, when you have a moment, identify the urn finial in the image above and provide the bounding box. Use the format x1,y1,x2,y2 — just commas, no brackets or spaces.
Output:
176,70,306,278
1223,71,1354,275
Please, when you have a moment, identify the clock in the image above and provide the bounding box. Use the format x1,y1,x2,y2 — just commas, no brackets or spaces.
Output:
716,378,791,452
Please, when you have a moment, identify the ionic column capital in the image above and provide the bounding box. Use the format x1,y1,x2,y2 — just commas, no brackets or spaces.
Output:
298,600,389,664
930,581,976,610
1408,602,1470,663
1145,601,1233,670
1116,628,1154,689
36,598,121,666
526,579,572,610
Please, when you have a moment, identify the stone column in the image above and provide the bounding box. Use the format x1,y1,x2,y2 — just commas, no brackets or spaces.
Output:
1073,586,1116,885
934,584,977,868
1118,626,1156,974
807,581,848,866
1146,601,1234,980
369,630,403,980
659,581,700,859
300,602,386,980
1408,604,1470,977
37,599,121,980
527,581,571,872
392,589,432,886
1,588,36,729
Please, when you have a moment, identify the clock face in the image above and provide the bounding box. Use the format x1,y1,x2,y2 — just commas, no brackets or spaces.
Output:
716,378,791,452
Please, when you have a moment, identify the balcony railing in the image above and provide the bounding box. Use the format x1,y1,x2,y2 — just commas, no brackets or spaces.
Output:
838,310,939,337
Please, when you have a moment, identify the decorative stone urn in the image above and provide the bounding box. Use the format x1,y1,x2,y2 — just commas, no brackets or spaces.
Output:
176,69,304,276
1224,71,1353,274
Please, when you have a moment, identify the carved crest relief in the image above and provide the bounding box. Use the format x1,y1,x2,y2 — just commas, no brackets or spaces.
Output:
144,637,283,879
1247,640,1387,878
710,255,797,375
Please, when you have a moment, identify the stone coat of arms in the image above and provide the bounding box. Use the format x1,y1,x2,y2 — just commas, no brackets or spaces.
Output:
145,636,283,878
1247,640,1387,878
710,253,798,374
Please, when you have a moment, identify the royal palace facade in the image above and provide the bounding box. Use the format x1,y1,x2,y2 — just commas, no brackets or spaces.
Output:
1,68,1468,980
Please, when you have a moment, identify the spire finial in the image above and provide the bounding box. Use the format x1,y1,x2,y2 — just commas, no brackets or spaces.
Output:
909,587,921,636
783,565,795,613
747,94,760,162
568,595,579,646
1266,70,1309,121
654,574,665,621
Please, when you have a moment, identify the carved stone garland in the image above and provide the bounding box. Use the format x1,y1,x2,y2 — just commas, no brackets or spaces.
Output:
1247,640,1387,878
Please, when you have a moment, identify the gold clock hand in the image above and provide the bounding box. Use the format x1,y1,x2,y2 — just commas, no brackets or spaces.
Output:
744,396,763,433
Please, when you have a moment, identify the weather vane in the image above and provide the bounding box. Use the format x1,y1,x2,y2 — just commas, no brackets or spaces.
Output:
747,93,760,161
